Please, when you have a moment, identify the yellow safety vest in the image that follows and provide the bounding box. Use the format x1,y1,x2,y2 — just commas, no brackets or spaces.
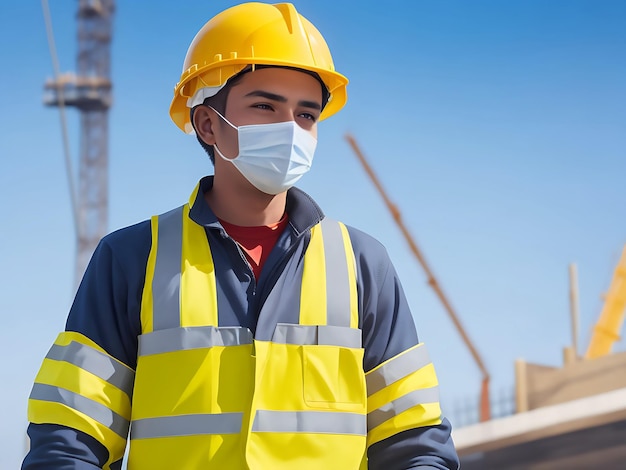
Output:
27,187,443,469
127,202,367,469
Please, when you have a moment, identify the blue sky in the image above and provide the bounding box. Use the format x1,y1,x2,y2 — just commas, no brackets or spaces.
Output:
1,0,625,467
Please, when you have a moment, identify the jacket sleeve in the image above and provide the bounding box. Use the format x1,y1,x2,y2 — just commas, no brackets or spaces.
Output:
23,222,150,470
348,227,460,470
23,424,112,469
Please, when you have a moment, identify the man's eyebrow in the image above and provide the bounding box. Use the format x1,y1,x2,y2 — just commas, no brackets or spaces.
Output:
298,100,322,111
244,90,322,110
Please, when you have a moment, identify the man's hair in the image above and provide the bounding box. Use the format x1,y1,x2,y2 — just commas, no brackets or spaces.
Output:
191,66,329,164
191,70,248,164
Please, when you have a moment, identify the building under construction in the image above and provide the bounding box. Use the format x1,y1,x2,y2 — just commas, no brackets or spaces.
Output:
348,136,626,469
452,249,626,469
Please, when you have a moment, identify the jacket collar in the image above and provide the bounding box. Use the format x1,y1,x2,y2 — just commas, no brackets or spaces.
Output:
188,176,325,237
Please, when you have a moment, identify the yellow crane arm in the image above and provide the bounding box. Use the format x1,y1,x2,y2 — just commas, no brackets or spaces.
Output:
585,245,626,359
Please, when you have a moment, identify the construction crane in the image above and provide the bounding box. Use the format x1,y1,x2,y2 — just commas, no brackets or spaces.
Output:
345,134,491,422
584,244,626,359
43,0,115,287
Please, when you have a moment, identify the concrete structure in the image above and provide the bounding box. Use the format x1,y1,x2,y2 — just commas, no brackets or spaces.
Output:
453,387,626,469
453,351,626,468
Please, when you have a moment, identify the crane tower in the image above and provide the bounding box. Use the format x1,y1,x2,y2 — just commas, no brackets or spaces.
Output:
44,0,115,286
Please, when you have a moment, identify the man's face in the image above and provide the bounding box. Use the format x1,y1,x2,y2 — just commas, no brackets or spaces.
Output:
214,67,324,159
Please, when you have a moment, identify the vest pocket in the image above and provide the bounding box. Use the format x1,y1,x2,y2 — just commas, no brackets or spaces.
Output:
270,323,365,408
303,345,365,406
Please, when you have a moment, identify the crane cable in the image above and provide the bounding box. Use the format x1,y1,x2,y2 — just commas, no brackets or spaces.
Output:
41,0,79,238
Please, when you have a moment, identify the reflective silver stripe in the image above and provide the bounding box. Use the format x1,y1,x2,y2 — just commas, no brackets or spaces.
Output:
320,218,351,327
153,206,184,330
272,324,361,348
30,383,129,438
367,387,440,431
138,326,253,356
131,413,243,439
46,342,134,395
366,345,431,396
252,410,366,435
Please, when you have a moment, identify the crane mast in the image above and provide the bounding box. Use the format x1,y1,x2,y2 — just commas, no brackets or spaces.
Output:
44,0,115,287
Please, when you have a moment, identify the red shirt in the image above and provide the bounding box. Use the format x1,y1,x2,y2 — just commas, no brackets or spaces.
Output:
219,215,289,279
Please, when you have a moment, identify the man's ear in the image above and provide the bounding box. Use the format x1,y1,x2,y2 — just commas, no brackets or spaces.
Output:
193,106,217,145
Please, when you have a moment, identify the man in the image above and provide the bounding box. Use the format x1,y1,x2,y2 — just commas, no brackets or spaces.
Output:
23,3,459,469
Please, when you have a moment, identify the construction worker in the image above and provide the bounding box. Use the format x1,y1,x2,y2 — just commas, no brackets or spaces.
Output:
23,3,459,469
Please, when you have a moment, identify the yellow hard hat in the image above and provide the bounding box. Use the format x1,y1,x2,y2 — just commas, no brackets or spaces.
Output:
169,2,348,133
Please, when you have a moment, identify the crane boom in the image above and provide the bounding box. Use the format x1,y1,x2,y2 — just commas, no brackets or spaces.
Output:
585,245,626,359
345,134,491,421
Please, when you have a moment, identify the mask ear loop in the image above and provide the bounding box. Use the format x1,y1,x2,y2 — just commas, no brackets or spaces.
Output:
207,106,239,160
207,106,238,130
213,141,237,162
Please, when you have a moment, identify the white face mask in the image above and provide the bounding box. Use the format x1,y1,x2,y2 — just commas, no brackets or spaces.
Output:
210,107,317,195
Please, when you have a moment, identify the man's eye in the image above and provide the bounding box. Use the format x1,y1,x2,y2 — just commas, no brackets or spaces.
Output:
299,112,317,122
